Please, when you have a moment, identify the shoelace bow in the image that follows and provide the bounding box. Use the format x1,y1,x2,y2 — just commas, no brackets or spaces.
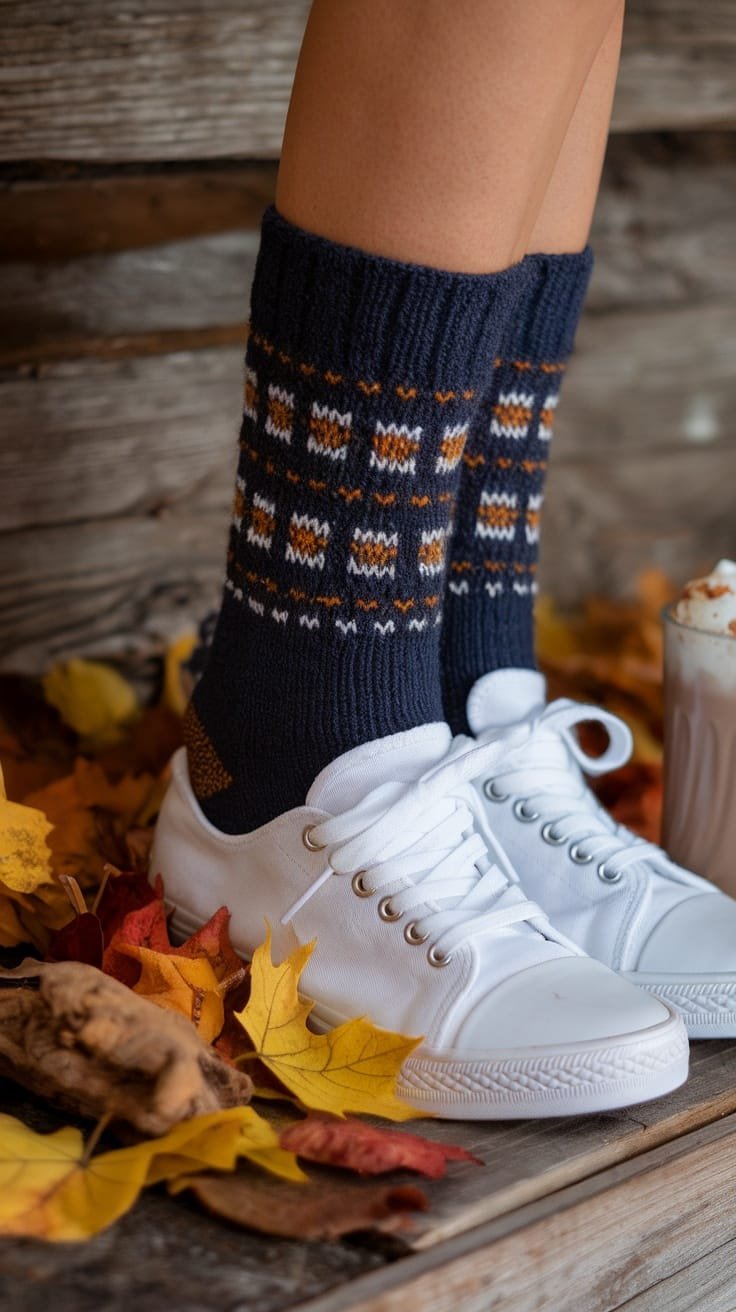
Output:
281,730,549,963
479,699,665,881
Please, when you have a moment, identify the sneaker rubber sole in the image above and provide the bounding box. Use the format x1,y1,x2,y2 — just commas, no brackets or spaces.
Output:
169,904,689,1119
622,971,736,1041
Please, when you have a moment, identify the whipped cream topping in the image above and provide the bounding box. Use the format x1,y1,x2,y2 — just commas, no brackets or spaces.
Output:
674,559,736,636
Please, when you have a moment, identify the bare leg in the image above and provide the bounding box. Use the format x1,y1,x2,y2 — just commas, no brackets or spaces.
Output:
527,3,625,253
277,0,624,273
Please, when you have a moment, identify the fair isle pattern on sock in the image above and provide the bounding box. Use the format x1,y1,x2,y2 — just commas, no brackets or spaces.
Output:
186,207,529,833
440,249,594,734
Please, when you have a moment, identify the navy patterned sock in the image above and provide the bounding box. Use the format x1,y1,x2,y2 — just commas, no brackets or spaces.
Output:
440,249,594,733
185,207,528,833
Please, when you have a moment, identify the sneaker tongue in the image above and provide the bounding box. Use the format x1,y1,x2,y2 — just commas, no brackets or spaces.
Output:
466,668,547,734
306,723,452,814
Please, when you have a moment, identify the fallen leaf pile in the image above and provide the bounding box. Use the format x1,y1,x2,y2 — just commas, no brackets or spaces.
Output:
0,582,673,1242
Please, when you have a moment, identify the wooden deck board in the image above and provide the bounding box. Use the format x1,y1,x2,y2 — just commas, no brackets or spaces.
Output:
300,1108,736,1312
615,1236,736,1311
388,1040,736,1250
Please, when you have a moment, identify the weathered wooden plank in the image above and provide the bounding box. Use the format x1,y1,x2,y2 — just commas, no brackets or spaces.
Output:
590,132,736,311
2,134,734,350
0,166,278,262
541,441,736,605
556,301,736,457
301,1111,736,1312
0,350,240,533
615,1236,736,1312
1,1,735,165
613,0,736,131
0,509,228,671
2,299,733,525
1,236,258,357
2,433,727,670
404,1040,736,1250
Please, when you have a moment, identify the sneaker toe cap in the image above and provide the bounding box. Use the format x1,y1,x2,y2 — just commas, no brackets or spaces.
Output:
638,892,736,974
455,955,671,1051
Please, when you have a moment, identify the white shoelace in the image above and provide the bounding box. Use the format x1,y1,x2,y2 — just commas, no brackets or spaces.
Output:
281,730,551,964
478,699,665,883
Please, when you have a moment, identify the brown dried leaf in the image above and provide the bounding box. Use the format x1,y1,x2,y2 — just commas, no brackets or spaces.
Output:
174,1165,428,1240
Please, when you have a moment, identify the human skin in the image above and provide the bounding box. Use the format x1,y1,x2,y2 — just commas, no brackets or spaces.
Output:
276,0,626,273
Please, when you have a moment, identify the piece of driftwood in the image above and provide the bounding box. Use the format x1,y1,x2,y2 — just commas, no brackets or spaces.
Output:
0,959,253,1135
1,1,735,164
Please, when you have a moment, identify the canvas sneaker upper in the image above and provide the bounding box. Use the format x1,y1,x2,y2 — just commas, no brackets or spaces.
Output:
151,718,688,1115
466,667,736,1034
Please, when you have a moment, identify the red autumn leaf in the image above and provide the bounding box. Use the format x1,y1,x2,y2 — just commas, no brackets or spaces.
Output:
96,867,160,945
103,877,247,1013
44,912,104,969
279,1115,482,1179
169,906,244,983
214,971,254,1066
102,875,170,986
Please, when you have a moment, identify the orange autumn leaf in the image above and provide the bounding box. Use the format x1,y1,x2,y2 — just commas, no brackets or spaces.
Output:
23,760,160,886
125,946,228,1043
107,892,247,1041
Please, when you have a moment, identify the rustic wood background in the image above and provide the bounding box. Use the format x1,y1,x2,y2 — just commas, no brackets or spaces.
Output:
1,1,735,674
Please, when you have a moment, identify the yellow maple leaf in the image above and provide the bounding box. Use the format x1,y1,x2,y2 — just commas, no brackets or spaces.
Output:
145,1106,304,1186
123,945,227,1043
163,632,197,717
0,761,54,896
0,1106,303,1242
42,658,139,747
235,928,422,1121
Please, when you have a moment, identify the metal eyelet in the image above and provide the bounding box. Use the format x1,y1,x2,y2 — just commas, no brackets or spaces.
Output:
404,921,430,946
427,944,452,968
541,821,566,846
513,798,540,824
378,896,402,922
483,779,508,802
569,842,594,865
351,871,374,898
302,824,326,851
598,862,623,884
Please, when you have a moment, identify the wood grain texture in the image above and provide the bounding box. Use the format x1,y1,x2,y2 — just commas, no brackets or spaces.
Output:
399,1040,736,1250
0,509,228,670
0,350,239,533
2,1,736,164
3,134,735,356
615,1237,736,1312
301,1111,736,1312
0,166,278,262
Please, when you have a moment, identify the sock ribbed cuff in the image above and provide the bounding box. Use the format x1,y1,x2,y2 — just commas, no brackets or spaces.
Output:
509,247,594,363
250,206,531,389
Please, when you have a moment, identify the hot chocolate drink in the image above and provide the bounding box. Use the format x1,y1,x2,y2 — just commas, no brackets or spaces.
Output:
662,560,736,893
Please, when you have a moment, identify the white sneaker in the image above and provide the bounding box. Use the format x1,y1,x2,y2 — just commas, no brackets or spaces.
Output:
467,667,736,1038
150,722,687,1117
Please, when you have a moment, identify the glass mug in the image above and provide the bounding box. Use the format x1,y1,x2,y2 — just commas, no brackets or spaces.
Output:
662,606,736,895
